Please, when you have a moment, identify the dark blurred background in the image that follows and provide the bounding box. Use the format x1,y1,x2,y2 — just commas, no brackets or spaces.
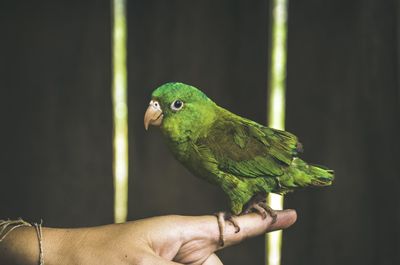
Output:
1,0,399,264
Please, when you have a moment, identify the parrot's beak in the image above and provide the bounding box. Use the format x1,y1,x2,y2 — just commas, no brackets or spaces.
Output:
144,100,163,130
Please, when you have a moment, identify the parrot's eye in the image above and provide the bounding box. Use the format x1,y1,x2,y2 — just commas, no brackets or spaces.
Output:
171,100,184,111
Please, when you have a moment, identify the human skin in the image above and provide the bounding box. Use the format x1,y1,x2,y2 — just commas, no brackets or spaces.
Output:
0,210,296,265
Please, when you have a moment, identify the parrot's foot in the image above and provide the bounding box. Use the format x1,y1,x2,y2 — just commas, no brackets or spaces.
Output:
241,194,278,224
215,212,240,246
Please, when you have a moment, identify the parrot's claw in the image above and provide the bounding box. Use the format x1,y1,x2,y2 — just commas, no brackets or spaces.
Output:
215,212,240,247
252,203,268,219
258,202,278,224
241,196,277,224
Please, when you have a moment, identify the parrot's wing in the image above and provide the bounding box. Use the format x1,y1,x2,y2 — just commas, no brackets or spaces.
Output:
196,116,300,178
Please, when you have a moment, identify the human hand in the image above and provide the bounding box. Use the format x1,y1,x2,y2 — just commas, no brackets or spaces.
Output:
0,210,296,265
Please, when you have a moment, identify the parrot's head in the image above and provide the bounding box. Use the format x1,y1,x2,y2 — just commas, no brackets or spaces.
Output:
144,82,216,140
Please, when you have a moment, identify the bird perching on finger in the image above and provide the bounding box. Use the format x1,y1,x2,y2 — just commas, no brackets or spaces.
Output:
144,82,334,246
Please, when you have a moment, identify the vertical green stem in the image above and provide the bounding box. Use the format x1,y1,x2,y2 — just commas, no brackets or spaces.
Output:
266,0,288,264
112,0,128,223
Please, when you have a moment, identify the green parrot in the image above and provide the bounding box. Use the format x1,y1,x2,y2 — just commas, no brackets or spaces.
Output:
144,82,334,245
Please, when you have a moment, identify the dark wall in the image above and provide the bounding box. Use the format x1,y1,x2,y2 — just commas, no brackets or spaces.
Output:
0,0,114,227
1,0,399,265
284,1,400,264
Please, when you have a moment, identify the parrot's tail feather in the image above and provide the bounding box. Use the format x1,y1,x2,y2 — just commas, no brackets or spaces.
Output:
308,164,334,186
279,158,334,190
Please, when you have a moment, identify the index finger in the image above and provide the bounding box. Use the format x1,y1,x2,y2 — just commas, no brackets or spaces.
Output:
220,209,297,249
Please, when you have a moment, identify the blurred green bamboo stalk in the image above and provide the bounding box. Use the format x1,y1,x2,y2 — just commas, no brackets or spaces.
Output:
112,0,128,223
266,0,288,264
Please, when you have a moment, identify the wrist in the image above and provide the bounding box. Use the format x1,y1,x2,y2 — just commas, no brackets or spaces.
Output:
42,227,82,265
0,226,40,265
0,225,79,265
